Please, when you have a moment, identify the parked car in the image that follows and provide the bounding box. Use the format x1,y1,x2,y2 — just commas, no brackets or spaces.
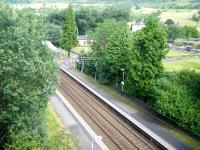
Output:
186,46,191,51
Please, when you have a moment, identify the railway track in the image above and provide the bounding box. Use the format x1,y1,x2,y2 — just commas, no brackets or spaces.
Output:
59,70,160,150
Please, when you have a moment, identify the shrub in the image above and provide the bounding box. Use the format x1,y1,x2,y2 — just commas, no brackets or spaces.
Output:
195,43,200,49
150,71,200,136
174,38,184,46
42,129,77,150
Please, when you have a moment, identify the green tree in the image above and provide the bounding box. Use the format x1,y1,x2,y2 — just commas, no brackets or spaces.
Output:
131,18,168,98
61,4,78,57
183,26,199,38
103,23,133,84
75,5,131,35
166,25,182,42
0,3,57,149
91,19,120,57
46,9,66,26
90,20,133,84
164,19,175,26
46,23,62,47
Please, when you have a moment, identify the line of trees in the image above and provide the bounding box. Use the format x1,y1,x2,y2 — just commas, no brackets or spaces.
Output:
164,19,200,43
75,5,131,35
45,5,131,38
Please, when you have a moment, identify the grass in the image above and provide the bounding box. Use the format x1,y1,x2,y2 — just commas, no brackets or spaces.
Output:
130,7,200,31
159,9,200,31
166,50,199,58
163,58,200,72
74,69,200,149
12,3,69,10
130,7,159,15
73,47,90,54
165,127,200,150
43,104,77,150
45,104,62,138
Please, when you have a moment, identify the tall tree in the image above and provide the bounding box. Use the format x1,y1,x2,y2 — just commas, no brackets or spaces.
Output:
131,17,168,98
61,4,78,57
104,25,133,84
0,3,57,149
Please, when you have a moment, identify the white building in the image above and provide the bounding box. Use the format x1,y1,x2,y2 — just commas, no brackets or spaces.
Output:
77,35,89,47
129,21,145,32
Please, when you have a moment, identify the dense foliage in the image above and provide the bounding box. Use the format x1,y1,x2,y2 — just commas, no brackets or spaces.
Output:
191,10,200,22
164,19,200,42
46,9,66,26
83,17,200,136
130,18,168,98
75,6,130,35
46,23,62,46
88,18,168,96
61,4,78,56
0,3,57,149
150,71,200,136
92,20,133,84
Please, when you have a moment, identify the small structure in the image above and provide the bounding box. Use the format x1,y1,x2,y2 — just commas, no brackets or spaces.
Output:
129,21,145,32
77,35,89,47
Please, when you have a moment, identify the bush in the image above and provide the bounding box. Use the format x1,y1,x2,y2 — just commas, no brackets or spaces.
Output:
174,38,184,46
0,4,57,148
46,23,62,47
4,129,42,150
150,71,200,136
195,43,200,49
42,129,77,150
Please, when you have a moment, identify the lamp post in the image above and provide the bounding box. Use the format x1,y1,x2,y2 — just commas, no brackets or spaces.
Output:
92,136,102,150
120,69,124,95
94,62,97,81
81,57,84,73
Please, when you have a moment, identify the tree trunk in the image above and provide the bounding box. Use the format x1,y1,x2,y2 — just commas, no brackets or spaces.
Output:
68,49,70,57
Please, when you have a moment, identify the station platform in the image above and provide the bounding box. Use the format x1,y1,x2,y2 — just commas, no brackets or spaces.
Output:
66,68,192,150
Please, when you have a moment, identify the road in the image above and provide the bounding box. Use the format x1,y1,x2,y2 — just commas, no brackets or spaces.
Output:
169,45,200,54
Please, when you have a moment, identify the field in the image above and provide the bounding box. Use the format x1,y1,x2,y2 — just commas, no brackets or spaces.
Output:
163,58,200,72
130,7,200,31
166,50,199,58
44,104,77,149
11,3,69,9
130,7,158,15
159,9,200,31
11,2,111,10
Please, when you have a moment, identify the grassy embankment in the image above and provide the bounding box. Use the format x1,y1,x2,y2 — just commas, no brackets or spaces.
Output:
42,104,77,150
163,57,200,72
166,50,200,58
165,50,200,72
